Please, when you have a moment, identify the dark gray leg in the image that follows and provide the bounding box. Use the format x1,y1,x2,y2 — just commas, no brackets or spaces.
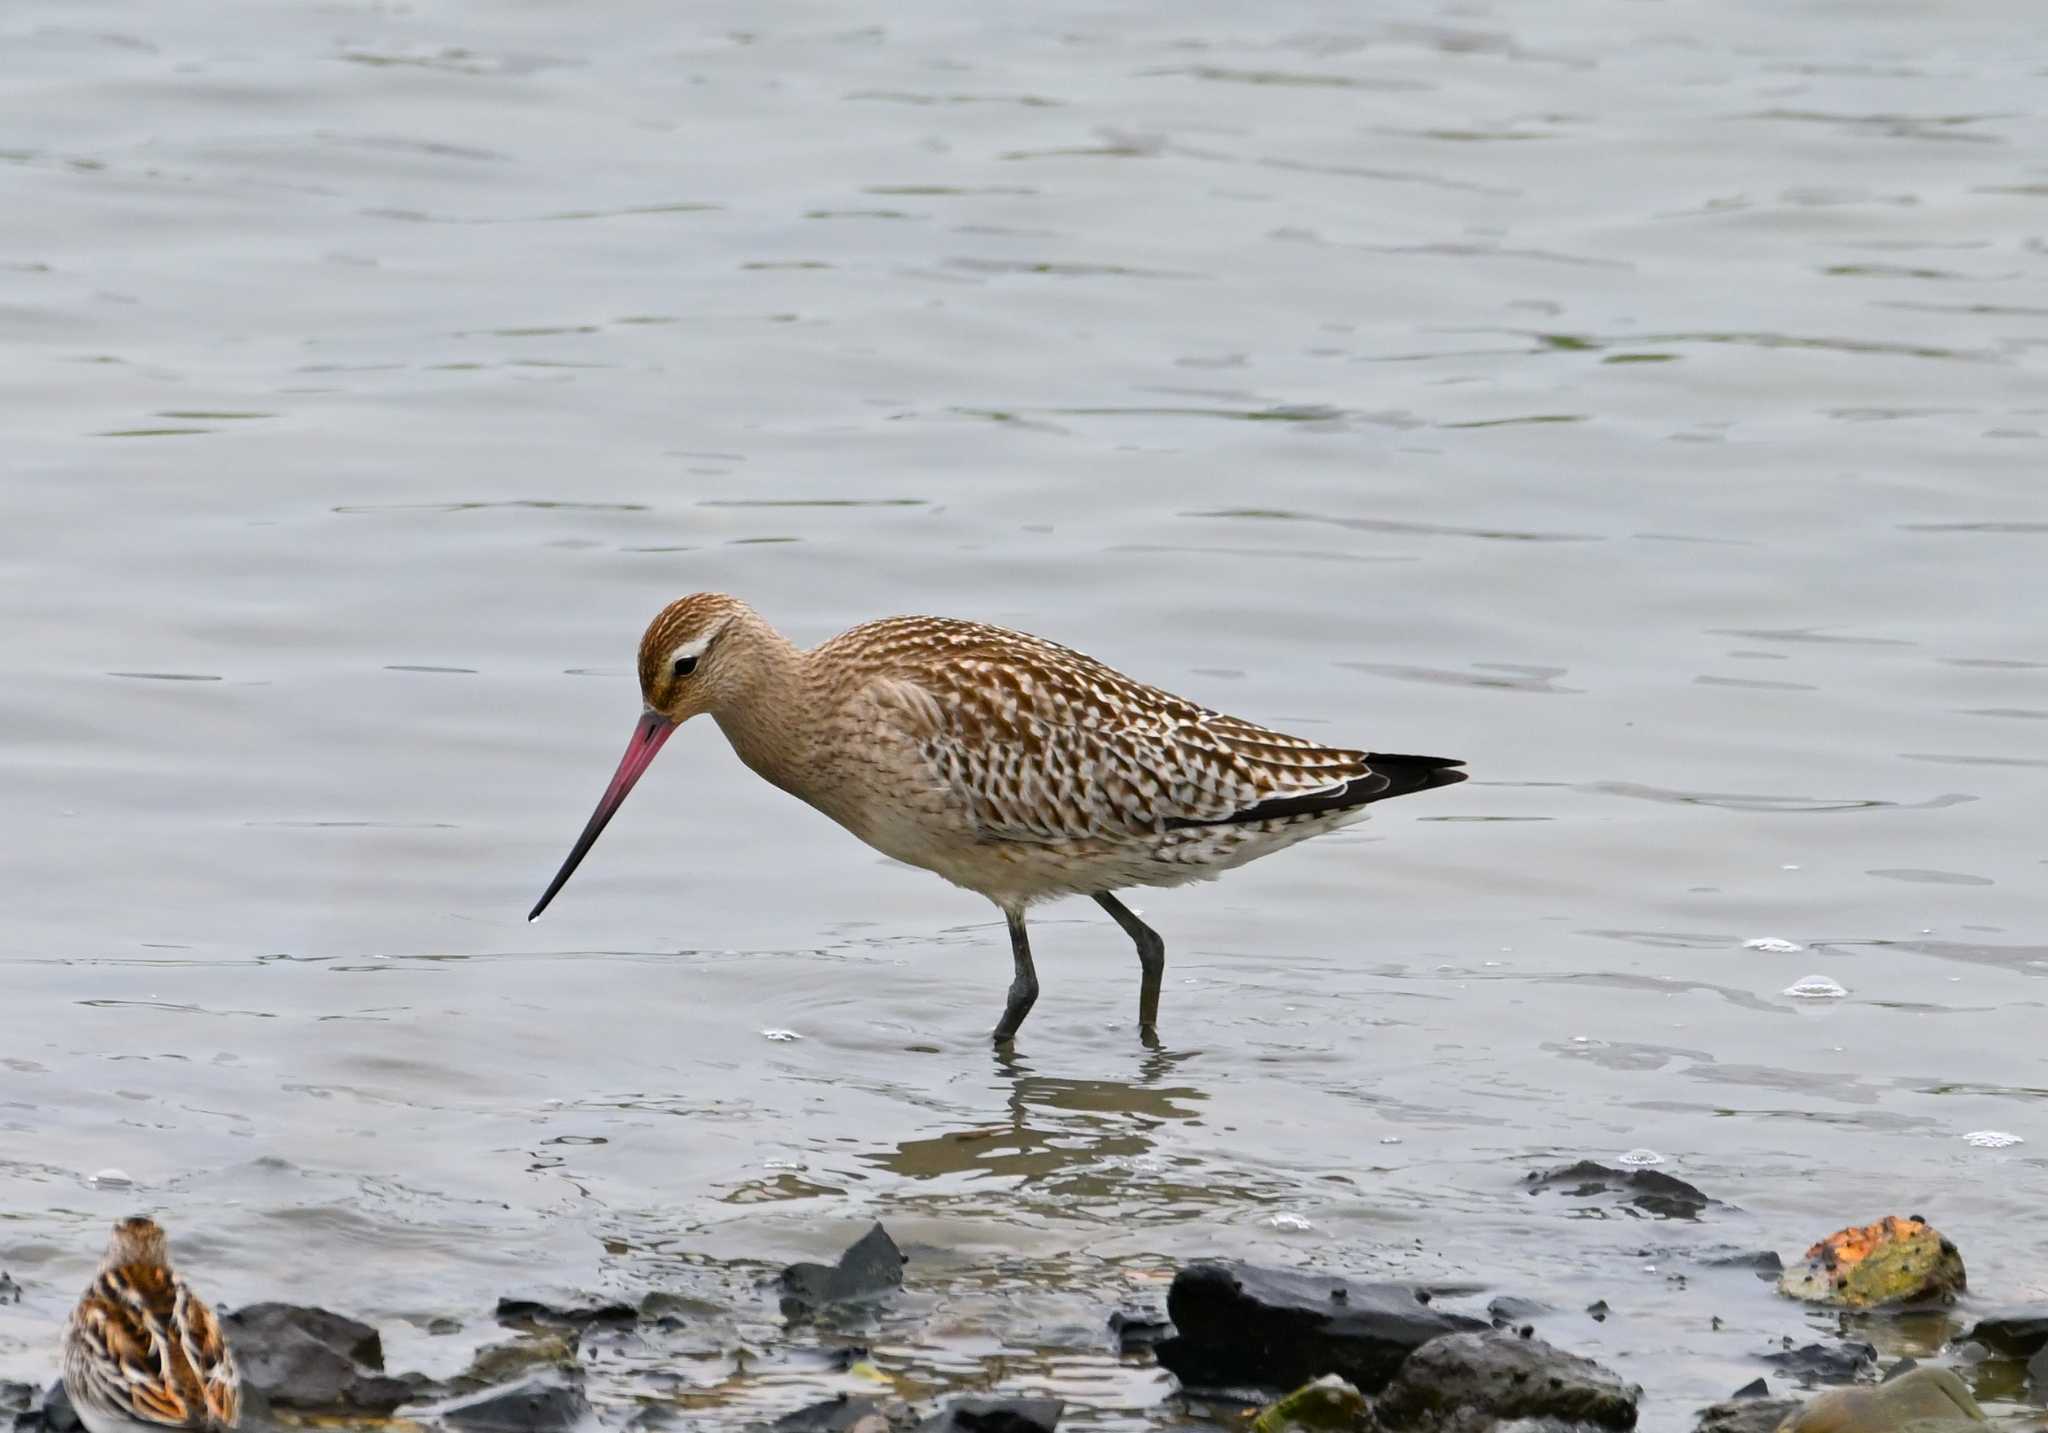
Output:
1093,892,1165,1035
992,910,1039,1042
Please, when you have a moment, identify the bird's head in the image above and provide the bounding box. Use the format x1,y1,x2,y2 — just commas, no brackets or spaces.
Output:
635,591,751,725
529,593,757,921
105,1216,170,1269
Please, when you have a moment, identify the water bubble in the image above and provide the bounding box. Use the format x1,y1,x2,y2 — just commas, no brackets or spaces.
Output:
1266,1212,1314,1232
1379,1136,1403,1145
1571,1035,1591,1044
1744,937,1802,953
1781,864,1801,871
1783,974,1847,1000
1617,1148,1665,1168
759,1028,803,1042
1962,1130,2023,1149
89,1169,134,1188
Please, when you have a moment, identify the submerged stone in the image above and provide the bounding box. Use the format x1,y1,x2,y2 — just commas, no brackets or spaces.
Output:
494,1297,637,1330
1251,1374,1378,1433
454,1333,582,1391
1485,1295,1551,1323
1760,1342,1878,1386
1701,1249,1785,1279
1523,1160,1716,1220
1965,1309,2048,1358
434,1373,590,1433
779,1223,907,1317
1108,1306,1171,1354
1693,1394,1803,1433
912,1395,1063,1432
1152,1261,1486,1394
1773,1366,1984,1433
1375,1330,1640,1430
1776,1218,1966,1309
773,1394,893,1432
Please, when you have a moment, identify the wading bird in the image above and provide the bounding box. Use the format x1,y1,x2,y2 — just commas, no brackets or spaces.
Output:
62,1217,240,1433
530,594,1464,1042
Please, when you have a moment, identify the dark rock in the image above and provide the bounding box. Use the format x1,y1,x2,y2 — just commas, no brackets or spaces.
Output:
1694,1396,1803,1433
1585,1301,1610,1322
779,1223,907,1317
2027,1346,2048,1402
1376,1330,1640,1430
26,1383,79,1433
435,1373,590,1433
226,1302,384,1367
773,1394,891,1432
913,1397,1062,1433
218,1303,413,1414
427,1317,464,1336
1966,1309,2048,1358
0,1273,19,1304
1153,1262,1487,1395
1109,1307,1171,1354
1523,1161,1714,1220
1485,1296,1549,1323
0,1385,33,1417
1760,1341,1877,1386
495,1297,636,1330
1731,1381,1770,1400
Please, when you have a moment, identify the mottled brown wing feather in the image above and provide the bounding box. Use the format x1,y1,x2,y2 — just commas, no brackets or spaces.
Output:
70,1263,238,1429
174,1281,240,1425
840,616,1387,842
72,1292,191,1425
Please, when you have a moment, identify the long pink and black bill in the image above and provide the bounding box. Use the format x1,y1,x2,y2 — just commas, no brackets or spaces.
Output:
529,711,677,920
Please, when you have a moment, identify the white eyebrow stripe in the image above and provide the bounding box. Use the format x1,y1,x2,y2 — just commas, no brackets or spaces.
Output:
671,634,716,661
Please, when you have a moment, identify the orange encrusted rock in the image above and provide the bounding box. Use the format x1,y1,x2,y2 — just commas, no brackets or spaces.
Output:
1776,1215,1967,1309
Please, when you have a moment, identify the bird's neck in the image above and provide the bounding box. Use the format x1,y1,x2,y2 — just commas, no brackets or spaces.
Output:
711,623,812,794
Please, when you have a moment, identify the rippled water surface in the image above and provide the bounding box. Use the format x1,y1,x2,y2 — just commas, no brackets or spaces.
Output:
3,0,2044,1426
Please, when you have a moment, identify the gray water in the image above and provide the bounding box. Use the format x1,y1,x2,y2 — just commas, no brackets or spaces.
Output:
2,0,2044,1425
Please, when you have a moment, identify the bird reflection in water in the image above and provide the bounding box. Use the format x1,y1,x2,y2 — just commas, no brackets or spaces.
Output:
867,1047,1243,1216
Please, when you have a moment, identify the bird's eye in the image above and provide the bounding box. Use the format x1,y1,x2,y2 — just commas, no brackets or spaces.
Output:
672,655,698,678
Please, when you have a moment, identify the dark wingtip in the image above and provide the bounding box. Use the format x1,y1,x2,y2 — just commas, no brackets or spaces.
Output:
1365,752,1468,799
1165,752,1467,830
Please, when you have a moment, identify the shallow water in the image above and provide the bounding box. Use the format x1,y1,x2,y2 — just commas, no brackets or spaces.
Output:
2,0,2044,1425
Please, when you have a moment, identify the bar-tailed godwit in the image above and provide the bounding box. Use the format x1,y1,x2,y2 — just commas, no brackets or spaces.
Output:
62,1217,240,1433
530,594,1465,1042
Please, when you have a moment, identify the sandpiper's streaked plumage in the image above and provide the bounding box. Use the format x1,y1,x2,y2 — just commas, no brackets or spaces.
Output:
531,594,1465,1041
62,1217,240,1433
